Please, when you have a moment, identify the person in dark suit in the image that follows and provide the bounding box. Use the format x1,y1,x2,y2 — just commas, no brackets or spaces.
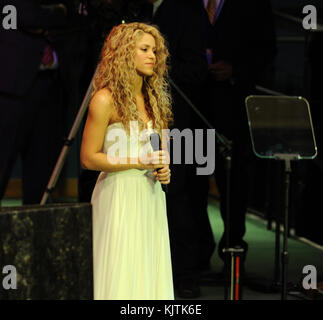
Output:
140,0,213,298
0,0,67,204
202,0,276,267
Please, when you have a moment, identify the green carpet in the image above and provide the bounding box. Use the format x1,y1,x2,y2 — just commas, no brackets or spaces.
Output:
207,198,323,297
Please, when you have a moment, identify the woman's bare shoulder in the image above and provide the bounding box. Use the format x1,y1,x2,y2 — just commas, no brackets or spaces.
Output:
91,88,113,108
89,88,115,119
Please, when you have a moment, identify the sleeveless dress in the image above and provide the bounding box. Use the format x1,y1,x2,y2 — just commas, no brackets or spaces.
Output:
91,120,174,300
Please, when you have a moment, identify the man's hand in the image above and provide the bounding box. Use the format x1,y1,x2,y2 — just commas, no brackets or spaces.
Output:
208,60,233,81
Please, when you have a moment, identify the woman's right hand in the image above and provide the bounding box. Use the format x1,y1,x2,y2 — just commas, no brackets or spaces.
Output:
139,150,169,170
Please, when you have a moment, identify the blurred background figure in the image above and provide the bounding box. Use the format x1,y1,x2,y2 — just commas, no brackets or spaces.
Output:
139,0,212,299
0,0,67,204
201,0,277,271
77,0,148,201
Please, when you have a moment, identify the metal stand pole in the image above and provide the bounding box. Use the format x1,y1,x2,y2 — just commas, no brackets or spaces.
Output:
273,154,296,300
40,67,97,205
274,212,281,287
222,247,245,300
225,155,231,248
274,161,282,289
223,154,232,300
281,158,291,300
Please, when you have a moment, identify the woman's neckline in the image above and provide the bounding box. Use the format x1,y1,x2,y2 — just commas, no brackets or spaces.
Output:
107,119,153,128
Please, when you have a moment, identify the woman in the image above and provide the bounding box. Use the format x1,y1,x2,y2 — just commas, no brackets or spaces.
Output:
80,22,174,300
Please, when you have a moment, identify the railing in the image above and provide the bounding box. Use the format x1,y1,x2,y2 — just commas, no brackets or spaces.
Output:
268,9,323,97
250,9,323,249
255,85,287,96
273,10,323,32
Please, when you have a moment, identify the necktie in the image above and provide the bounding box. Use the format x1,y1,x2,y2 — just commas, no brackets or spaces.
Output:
206,0,216,25
42,45,54,67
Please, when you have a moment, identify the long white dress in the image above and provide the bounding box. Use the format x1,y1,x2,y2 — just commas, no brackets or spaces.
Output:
91,120,174,300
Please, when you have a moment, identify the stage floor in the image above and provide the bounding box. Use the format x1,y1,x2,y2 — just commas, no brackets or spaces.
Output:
193,198,323,300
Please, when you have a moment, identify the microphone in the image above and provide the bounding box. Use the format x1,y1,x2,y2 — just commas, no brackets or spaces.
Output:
150,132,168,193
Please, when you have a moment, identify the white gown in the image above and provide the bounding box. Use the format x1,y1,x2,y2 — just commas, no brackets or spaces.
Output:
91,121,174,300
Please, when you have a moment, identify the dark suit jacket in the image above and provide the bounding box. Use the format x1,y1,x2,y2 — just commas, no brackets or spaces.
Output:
135,0,209,194
0,0,67,96
206,0,276,88
153,0,208,88
140,0,208,130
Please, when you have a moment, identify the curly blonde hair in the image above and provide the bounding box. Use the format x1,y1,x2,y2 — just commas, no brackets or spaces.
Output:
93,22,173,132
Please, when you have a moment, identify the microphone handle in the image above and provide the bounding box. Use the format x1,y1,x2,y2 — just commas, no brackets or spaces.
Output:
157,170,168,193
150,133,168,193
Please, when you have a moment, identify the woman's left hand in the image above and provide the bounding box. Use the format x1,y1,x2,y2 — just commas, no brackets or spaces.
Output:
153,165,171,185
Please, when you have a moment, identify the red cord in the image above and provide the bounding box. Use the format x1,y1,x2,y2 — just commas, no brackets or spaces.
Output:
235,257,240,300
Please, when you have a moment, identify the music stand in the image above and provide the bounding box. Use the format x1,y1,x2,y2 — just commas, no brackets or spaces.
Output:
245,95,317,300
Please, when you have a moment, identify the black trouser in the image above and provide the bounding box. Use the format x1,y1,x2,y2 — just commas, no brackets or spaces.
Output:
166,171,214,282
203,78,253,261
166,128,215,284
0,71,62,204
214,136,251,260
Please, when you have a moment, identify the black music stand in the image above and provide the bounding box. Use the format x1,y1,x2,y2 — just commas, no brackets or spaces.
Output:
245,95,317,300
